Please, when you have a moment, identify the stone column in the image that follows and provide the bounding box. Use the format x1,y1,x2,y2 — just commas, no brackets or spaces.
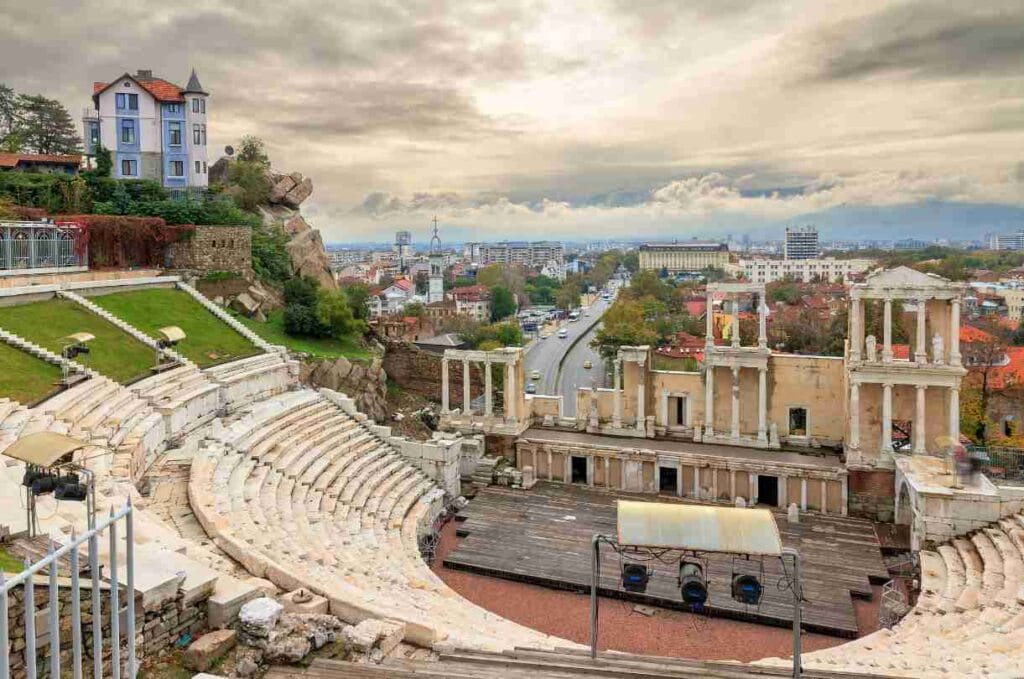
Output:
950,298,962,366
749,472,758,504
730,366,740,440
704,366,715,437
800,478,808,511
705,292,715,344
778,475,788,509
441,358,450,413
949,385,960,444
915,298,927,363
757,293,767,349
693,467,701,497
636,376,645,429
729,470,736,500
660,390,669,429
914,385,927,453
677,461,684,497
462,359,471,415
850,294,862,361
821,479,828,515
841,477,849,516
604,457,611,488
711,467,719,499
506,363,517,421
882,297,893,363
849,382,860,450
547,450,553,481
757,367,767,444
881,383,893,453
484,359,493,417
612,358,623,428
731,299,740,348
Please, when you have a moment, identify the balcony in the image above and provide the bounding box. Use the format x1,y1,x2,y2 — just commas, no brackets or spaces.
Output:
82,108,99,121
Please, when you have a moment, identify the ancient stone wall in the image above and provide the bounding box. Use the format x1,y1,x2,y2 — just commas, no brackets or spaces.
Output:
381,340,483,403
301,356,389,422
5,582,209,679
168,225,252,275
847,468,896,521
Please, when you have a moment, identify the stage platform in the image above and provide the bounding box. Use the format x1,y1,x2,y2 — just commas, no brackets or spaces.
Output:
443,482,889,638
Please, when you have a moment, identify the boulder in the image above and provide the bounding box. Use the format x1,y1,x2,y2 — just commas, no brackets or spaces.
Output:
183,629,237,672
342,619,406,657
239,597,283,639
283,177,313,208
208,157,232,185
257,613,348,664
230,292,261,317
269,175,297,204
285,223,337,290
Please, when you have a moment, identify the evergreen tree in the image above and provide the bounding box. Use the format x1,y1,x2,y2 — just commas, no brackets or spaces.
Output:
15,93,81,154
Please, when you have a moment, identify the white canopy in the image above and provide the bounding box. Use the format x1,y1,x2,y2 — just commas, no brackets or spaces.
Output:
616,501,782,556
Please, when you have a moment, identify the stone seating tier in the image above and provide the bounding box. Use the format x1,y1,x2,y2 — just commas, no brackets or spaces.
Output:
188,389,568,653
760,514,1024,677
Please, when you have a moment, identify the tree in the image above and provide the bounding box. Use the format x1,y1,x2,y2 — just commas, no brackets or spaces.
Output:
554,278,581,310
340,282,370,321
592,299,660,361
404,301,425,318
15,93,81,154
962,319,1011,443
93,145,113,177
315,288,364,338
1011,323,1024,347
489,285,517,321
227,160,270,211
237,135,270,167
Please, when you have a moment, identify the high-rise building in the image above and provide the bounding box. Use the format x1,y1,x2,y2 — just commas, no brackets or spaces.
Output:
784,226,819,260
394,230,412,269
84,68,209,189
989,230,1024,251
471,241,564,268
428,221,444,304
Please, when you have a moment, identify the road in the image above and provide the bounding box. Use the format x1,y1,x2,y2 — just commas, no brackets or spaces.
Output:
523,280,623,417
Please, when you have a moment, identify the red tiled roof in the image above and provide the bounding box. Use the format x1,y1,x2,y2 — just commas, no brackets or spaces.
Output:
392,278,414,292
961,325,995,343
93,74,186,103
683,300,706,318
988,346,1024,390
0,153,81,168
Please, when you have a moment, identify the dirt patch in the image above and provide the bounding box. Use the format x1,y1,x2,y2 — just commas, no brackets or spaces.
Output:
385,385,436,440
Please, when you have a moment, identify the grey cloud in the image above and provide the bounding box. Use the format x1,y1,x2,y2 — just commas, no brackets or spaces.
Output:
809,3,1024,82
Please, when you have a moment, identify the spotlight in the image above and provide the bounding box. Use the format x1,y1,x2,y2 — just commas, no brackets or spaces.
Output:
55,482,88,501
22,468,46,488
731,574,763,605
621,563,650,593
31,475,57,495
679,561,708,607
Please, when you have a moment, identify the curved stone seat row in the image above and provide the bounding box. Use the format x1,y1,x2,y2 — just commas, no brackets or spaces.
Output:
760,514,1024,677
188,389,567,653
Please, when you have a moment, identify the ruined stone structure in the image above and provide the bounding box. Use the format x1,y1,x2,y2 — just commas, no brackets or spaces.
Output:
439,347,528,436
167,225,252,275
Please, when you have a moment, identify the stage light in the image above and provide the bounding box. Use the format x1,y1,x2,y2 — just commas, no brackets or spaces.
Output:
22,468,45,488
31,475,57,495
621,563,650,593
732,574,763,605
55,482,88,501
679,561,708,607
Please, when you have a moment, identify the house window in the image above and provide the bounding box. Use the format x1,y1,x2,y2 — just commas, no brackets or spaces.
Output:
200,98,205,114
788,407,808,437
166,103,180,114
121,159,137,176
120,119,136,144
168,122,182,146
202,161,207,173
170,160,184,177
195,160,201,174
200,125,207,145
192,98,200,113
193,124,201,145
115,93,137,110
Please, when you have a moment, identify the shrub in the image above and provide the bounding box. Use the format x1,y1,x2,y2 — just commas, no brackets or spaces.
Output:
252,225,292,283
55,214,192,268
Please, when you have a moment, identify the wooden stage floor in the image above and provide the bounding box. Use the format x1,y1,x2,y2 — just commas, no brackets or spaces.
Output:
443,482,890,638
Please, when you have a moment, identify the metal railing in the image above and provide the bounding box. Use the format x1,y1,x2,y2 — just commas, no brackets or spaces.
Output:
166,187,209,203
970,445,1024,484
0,222,86,272
1,502,135,679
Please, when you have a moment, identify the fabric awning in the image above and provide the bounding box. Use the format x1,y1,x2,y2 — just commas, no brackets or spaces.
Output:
3,432,90,467
616,500,782,556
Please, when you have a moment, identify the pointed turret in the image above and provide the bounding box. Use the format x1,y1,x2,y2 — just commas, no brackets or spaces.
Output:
183,68,208,95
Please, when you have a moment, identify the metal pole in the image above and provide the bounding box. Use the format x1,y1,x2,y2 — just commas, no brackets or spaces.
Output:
70,532,83,679
783,548,802,679
24,558,35,679
109,508,121,679
125,501,136,679
590,535,598,659
90,527,101,679
48,540,60,679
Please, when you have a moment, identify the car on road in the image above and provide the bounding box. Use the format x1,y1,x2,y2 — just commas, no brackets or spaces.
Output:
531,370,541,380
557,328,568,338
539,333,549,339
525,382,536,394
583,360,593,369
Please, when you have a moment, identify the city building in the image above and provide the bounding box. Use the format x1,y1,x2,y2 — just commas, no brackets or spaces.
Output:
637,242,729,274
784,226,819,260
989,230,1024,251
893,238,930,250
733,257,875,284
84,68,209,189
366,278,415,317
0,153,82,175
470,241,565,268
448,284,491,321
394,230,412,270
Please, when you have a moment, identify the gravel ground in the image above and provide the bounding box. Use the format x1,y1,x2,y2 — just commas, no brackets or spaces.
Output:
432,521,881,663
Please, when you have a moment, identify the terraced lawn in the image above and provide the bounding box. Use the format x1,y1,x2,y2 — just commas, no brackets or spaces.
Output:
92,288,262,368
0,299,154,384
233,310,373,362
0,341,62,404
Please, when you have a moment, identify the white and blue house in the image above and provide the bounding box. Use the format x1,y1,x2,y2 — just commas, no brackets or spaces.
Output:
84,69,209,190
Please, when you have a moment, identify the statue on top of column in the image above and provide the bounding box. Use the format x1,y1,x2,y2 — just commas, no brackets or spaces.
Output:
865,334,877,362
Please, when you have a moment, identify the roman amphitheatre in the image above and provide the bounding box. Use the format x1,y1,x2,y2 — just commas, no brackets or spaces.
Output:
2,266,1024,679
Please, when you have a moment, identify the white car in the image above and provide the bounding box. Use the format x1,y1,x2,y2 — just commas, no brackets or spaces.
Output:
539,333,549,340
557,328,569,338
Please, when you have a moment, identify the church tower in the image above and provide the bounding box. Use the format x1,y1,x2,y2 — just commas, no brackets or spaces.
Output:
428,218,444,304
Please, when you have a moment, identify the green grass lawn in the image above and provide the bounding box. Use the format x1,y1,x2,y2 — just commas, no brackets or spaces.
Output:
0,341,62,404
92,288,262,368
0,545,25,573
233,310,373,362
0,299,155,384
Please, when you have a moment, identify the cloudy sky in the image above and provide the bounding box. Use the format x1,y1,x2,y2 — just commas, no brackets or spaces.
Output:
3,0,1024,243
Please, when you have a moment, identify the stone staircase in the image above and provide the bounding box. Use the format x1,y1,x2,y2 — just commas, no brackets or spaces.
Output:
0,326,96,378
187,389,567,653
175,280,282,355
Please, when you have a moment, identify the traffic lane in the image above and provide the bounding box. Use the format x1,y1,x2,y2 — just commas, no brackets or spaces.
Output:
524,297,612,395
557,321,606,417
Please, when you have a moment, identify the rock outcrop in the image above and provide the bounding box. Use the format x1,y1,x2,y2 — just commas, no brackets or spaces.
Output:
301,356,388,422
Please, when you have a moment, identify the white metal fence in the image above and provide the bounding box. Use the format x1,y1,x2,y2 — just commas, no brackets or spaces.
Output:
0,222,86,273
0,502,135,679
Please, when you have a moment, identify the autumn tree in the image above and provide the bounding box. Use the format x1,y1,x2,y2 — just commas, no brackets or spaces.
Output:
592,299,660,361
962,318,1011,443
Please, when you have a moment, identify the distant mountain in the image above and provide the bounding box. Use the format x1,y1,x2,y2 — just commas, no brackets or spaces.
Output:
758,202,1024,241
